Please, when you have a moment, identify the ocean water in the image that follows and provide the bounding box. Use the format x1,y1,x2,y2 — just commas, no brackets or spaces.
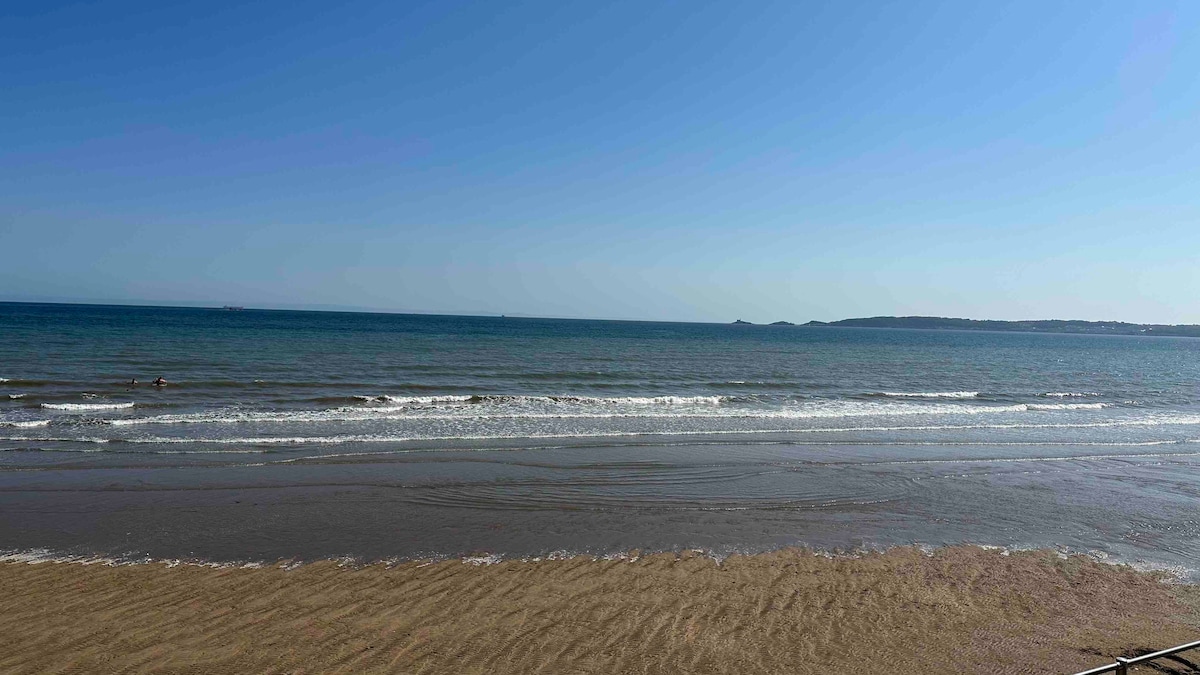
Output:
2,302,1199,574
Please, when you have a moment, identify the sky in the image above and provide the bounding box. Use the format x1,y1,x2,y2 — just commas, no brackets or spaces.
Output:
2,1,1198,324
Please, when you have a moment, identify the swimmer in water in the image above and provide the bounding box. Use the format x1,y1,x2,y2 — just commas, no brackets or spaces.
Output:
152,377,167,386
129,378,138,386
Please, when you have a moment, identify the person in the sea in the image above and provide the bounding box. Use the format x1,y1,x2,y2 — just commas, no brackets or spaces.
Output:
129,378,138,386
152,377,167,386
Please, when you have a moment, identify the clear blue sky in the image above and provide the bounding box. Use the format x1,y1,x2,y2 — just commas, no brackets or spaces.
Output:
2,1,1197,323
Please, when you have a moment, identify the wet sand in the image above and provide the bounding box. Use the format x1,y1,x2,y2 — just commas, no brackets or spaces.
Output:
1,546,1197,674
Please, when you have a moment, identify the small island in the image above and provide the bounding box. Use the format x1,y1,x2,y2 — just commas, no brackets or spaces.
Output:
804,316,1200,337
769,321,795,326
732,319,753,325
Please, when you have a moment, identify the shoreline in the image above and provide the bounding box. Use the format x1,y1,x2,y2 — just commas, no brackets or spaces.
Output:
1,541,1195,583
2,545,1197,674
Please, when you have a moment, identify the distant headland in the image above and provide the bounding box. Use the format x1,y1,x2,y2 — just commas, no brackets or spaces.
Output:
802,316,1200,337
732,320,795,325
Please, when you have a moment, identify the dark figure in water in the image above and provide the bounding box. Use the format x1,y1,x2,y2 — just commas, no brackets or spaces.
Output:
129,378,138,386
152,377,167,387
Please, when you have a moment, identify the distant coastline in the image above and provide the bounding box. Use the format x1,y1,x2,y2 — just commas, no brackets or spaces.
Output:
804,316,1200,337
3,301,1199,335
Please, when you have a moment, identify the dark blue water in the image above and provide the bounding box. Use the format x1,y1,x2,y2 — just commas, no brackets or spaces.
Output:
2,302,1199,575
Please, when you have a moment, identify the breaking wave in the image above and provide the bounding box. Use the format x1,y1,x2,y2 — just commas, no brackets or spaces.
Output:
15,396,1122,429
878,391,979,399
1026,402,1106,411
96,402,1044,426
4,419,1200,448
42,402,135,411
358,394,727,407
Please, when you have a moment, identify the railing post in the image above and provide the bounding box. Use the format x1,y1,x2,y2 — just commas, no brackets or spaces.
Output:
1115,656,1130,675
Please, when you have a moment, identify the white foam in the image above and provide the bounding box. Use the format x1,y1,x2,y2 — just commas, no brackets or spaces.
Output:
370,394,726,407
0,549,270,570
0,436,111,445
8,409,1200,450
8,394,25,399
480,395,725,406
372,395,474,404
0,442,269,454
631,396,723,405
1127,559,1194,582
102,398,1104,428
462,554,504,566
33,424,1200,448
881,391,979,399
0,420,50,428
0,545,1189,582
1043,392,1099,398
42,402,135,411
0,549,73,564
1026,403,1105,411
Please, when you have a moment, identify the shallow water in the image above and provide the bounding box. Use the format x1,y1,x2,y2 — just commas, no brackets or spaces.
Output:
2,302,1199,575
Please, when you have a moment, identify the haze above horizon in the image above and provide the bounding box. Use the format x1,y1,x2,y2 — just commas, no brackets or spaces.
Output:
3,1,1198,325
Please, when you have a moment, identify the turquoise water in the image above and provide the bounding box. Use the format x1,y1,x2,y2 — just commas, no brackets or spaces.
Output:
2,302,1199,573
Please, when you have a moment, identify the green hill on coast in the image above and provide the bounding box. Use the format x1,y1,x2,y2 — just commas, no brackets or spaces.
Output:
803,316,1200,337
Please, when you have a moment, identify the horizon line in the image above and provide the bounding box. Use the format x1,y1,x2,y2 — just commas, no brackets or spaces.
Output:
2,299,1199,329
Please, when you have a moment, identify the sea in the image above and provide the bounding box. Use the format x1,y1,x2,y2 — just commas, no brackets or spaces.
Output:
2,302,1199,576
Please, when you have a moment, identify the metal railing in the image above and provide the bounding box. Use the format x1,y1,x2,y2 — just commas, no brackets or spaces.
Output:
1071,638,1200,674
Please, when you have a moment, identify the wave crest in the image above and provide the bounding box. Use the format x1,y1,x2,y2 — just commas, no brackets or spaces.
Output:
1026,403,1106,411
355,394,727,407
42,402,135,411
878,392,979,399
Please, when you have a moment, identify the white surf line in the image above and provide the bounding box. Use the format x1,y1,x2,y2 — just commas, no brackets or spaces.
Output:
5,422,1200,448
1,544,1190,581
41,402,135,411
99,402,1117,426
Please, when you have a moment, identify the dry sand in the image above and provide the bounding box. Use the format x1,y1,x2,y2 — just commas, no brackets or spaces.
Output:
1,546,1197,674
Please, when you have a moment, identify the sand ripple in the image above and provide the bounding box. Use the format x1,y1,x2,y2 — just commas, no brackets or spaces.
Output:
0,546,1196,674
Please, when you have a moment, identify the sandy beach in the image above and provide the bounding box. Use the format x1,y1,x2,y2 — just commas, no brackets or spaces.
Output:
9,0,1200,671
1,546,1196,674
